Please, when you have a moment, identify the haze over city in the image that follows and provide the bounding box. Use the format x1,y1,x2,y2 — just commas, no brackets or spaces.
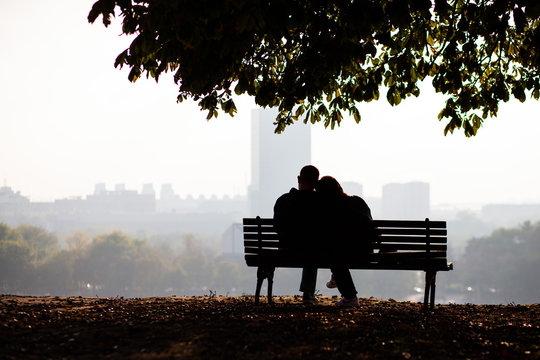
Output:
2,0,540,209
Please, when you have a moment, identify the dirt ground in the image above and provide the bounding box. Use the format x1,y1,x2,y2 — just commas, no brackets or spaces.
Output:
0,294,538,359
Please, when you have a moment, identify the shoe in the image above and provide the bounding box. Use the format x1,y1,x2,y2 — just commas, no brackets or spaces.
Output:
335,296,359,308
326,277,337,289
302,292,319,305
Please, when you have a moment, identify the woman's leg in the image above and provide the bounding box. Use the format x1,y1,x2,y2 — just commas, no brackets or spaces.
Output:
330,267,357,299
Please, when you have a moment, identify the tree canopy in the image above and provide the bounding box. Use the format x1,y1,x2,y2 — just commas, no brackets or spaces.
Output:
88,0,540,136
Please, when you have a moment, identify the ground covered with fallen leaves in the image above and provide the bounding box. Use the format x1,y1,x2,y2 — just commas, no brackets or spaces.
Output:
0,295,538,359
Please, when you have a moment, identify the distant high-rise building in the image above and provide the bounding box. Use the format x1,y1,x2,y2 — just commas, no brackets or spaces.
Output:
114,183,126,192
160,184,175,200
382,182,430,219
94,183,106,195
0,186,29,204
0,186,30,214
249,108,311,216
141,183,156,197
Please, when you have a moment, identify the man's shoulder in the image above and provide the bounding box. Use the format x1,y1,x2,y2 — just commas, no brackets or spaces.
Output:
274,188,320,217
275,188,298,202
277,188,320,200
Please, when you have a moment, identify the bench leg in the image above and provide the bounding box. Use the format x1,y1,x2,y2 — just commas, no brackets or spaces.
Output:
423,271,437,311
430,271,437,310
255,265,276,304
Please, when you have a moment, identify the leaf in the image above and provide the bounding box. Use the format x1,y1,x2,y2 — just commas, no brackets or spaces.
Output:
87,0,115,26
326,92,332,102
512,83,526,102
128,67,141,82
221,99,237,115
410,67,417,83
393,92,402,105
386,87,395,105
353,108,361,123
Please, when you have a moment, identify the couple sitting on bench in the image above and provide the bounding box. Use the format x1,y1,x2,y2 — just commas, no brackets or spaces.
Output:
273,165,376,307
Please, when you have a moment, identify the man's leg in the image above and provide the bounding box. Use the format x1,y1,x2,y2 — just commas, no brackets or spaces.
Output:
299,267,317,298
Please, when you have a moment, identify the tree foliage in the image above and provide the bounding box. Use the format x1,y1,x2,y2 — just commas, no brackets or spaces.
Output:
0,223,246,297
456,220,540,303
88,0,540,136
15,224,58,265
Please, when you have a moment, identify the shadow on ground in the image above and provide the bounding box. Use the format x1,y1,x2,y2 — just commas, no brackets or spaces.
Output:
0,295,538,359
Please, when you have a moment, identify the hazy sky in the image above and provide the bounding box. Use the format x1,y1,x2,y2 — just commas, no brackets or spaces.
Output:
2,1,540,208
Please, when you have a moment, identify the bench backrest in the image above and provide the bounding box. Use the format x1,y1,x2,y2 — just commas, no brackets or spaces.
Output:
243,217,451,271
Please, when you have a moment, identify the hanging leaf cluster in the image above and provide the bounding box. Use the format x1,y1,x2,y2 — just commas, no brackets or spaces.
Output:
89,0,540,136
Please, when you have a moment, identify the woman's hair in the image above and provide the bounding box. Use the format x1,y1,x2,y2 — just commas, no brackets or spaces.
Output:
316,176,345,195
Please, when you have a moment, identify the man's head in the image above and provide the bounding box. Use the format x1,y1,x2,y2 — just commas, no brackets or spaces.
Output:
298,165,319,190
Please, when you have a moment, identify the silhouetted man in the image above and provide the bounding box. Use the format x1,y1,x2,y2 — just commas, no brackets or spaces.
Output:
273,165,321,304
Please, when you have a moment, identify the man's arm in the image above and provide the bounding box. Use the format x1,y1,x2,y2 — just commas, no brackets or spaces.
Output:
273,194,292,248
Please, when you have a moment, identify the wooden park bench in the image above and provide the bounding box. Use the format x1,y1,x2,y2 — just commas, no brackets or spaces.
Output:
243,217,453,310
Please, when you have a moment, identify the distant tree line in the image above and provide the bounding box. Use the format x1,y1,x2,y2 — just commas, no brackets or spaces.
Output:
0,221,419,299
452,220,540,304
0,223,254,297
1,221,538,303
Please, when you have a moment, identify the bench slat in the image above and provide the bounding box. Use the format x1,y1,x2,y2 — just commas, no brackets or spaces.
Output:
372,219,446,228
243,241,280,248
244,244,447,258
244,251,449,261
244,238,446,251
376,228,447,236
372,250,447,258
244,247,447,263
243,218,274,226
243,227,447,237
244,233,280,240
243,234,447,244
377,243,446,251
243,226,277,233
245,254,452,270
243,218,447,229
376,235,447,243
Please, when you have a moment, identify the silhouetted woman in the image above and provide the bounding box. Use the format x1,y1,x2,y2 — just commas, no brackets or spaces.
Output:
316,176,375,307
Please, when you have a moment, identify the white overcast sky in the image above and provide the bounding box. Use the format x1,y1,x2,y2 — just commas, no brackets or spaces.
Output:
1,0,540,208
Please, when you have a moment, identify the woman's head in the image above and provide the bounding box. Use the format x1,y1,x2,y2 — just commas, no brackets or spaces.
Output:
316,176,345,196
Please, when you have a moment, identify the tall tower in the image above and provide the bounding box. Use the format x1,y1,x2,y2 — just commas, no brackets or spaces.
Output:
249,108,311,216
